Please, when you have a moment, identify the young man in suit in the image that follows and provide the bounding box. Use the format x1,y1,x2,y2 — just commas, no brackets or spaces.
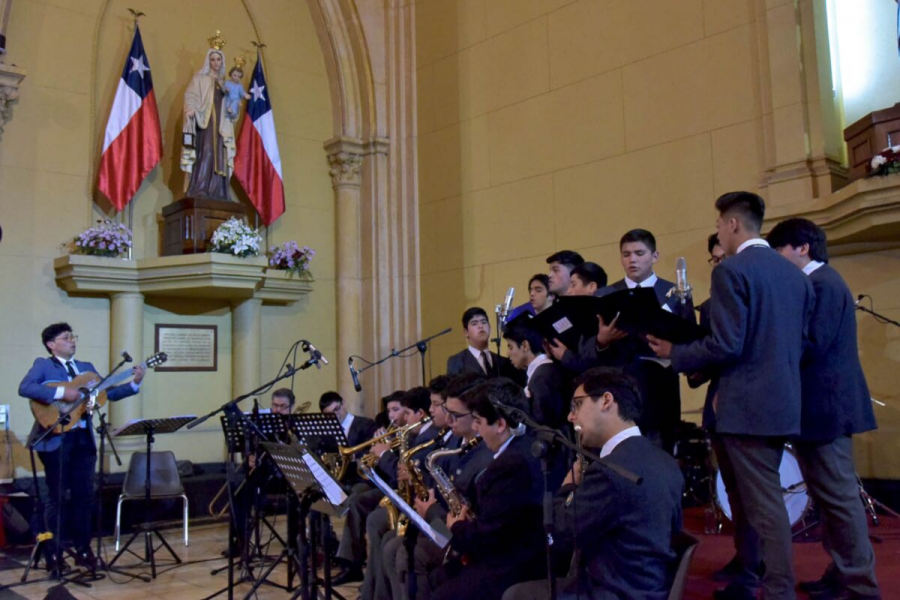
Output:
19,322,145,573
504,325,568,430
389,373,493,600
361,388,438,600
565,261,608,297
649,191,815,600
546,250,585,296
431,378,545,600
503,367,684,600
446,307,518,381
320,390,378,447
588,229,694,452
335,390,406,584
767,218,880,600
688,235,761,588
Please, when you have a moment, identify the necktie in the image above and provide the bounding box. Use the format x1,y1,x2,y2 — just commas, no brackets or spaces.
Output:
480,351,490,375
62,359,77,379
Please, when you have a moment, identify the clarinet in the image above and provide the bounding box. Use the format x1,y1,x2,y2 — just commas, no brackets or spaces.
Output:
425,437,481,517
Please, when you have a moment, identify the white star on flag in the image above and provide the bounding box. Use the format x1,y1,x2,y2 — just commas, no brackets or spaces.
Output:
129,55,150,78
250,81,266,102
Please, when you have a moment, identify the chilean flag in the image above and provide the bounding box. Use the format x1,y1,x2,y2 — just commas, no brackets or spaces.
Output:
97,25,162,212
234,54,285,226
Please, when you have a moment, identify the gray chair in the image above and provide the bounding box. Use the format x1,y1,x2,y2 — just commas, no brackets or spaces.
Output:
114,451,189,551
667,531,700,600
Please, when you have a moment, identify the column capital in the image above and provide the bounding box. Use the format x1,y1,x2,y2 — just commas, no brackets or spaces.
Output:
325,136,365,188
0,63,26,141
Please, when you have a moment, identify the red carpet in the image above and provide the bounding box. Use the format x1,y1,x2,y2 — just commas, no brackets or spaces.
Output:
682,508,900,598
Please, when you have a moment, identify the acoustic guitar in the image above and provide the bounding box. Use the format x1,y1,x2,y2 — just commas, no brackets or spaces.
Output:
32,352,167,434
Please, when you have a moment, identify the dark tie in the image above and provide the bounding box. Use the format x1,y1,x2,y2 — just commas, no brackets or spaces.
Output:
61,359,77,379
480,351,490,375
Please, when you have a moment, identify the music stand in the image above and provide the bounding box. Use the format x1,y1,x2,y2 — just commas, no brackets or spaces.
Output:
212,412,292,587
106,415,195,579
257,442,349,600
286,412,348,452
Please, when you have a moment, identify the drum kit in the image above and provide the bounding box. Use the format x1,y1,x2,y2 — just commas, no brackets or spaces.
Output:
672,424,812,535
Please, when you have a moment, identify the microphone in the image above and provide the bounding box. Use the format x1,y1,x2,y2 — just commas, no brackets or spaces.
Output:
856,294,865,307
501,287,515,321
302,340,329,368
675,257,692,304
349,357,362,393
121,351,133,363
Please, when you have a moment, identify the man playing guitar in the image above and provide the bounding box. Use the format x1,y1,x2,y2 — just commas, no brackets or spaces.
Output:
18,322,146,574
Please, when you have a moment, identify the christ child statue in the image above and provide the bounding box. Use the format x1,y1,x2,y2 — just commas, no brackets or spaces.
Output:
224,66,250,121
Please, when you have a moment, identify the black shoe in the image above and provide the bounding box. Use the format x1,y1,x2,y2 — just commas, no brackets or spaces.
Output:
712,557,745,583
713,583,757,600
45,555,70,577
74,547,98,571
801,575,837,594
332,565,364,585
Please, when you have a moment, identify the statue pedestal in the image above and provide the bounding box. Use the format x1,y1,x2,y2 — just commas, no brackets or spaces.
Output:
161,197,249,256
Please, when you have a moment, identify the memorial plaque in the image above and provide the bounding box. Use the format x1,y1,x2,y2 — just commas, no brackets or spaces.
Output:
154,324,217,371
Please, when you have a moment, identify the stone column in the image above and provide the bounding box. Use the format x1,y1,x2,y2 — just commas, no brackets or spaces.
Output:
326,137,365,415
108,291,144,456
232,298,262,397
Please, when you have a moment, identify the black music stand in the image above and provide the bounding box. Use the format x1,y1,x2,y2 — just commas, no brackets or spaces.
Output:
258,442,349,600
286,412,347,455
106,415,195,579
212,412,292,588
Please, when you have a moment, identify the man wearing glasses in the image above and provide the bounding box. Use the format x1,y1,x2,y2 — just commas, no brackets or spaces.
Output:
503,368,683,600
19,322,145,573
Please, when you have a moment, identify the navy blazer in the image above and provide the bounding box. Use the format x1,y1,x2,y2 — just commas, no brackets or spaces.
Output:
19,356,140,451
799,264,877,442
446,348,523,385
670,245,815,437
346,414,378,447
527,361,569,430
449,434,545,575
556,435,684,600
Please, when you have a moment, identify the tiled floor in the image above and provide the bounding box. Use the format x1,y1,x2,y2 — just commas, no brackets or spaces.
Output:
0,521,361,600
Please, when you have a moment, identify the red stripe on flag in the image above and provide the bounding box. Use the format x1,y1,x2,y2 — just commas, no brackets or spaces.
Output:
97,90,162,212
234,115,285,226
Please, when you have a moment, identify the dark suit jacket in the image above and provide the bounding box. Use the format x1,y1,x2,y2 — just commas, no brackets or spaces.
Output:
670,245,815,437
426,438,494,524
449,434,545,577
556,435,684,600
19,356,140,452
799,264,877,442
527,361,569,430
592,277,695,437
446,348,524,385
346,414,378,447
687,300,719,431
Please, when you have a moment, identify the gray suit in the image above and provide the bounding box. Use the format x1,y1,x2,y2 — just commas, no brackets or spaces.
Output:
670,243,814,600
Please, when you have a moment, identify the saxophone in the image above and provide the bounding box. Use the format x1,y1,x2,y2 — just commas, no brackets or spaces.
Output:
394,426,450,535
378,417,433,531
425,436,480,517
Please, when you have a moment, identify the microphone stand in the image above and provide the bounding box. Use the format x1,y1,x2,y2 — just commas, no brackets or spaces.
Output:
856,302,900,328
192,354,322,600
353,328,452,387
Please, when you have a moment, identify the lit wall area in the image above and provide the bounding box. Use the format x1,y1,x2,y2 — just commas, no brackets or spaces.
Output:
828,0,900,127
0,0,336,477
415,0,900,478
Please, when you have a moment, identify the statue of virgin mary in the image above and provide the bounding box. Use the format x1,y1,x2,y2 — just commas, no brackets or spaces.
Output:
180,33,236,201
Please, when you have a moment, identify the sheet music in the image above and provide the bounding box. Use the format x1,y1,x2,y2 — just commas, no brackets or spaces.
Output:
364,468,450,549
302,452,348,506
638,356,672,369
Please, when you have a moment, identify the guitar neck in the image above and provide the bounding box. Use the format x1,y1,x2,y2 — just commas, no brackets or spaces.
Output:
94,361,145,393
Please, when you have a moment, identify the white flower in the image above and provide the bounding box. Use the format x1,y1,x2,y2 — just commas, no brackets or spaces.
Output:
871,155,888,169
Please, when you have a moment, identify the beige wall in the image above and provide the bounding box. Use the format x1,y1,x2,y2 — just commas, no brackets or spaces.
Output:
416,0,900,478
0,0,335,476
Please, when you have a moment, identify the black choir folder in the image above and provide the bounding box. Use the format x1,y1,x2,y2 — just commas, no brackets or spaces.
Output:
520,288,705,347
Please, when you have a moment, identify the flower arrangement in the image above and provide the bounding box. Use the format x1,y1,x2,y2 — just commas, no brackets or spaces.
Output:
268,241,316,277
209,217,262,257
72,220,133,257
869,146,900,177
